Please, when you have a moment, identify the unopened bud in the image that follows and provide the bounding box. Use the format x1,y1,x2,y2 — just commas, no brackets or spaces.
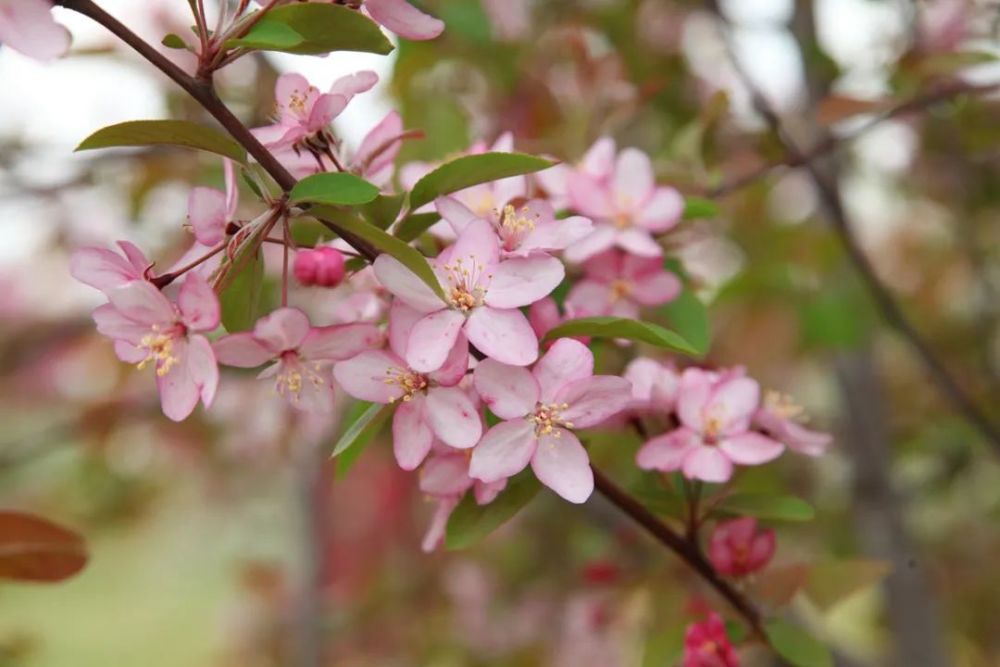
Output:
294,247,346,288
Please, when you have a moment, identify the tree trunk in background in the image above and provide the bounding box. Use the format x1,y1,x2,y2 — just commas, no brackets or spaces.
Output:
836,351,951,667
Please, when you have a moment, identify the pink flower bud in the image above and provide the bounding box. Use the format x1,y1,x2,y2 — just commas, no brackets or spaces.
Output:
294,247,346,288
708,517,775,578
683,612,740,667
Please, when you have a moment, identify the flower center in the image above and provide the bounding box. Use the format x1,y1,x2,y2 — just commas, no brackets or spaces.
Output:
609,279,633,302
442,256,489,312
497,204,536,249
276,354,325,400
137,326,180,377
528,402,574,437
765,390,804,421
613,213,632,229
703,413,724,444
384,367,428,401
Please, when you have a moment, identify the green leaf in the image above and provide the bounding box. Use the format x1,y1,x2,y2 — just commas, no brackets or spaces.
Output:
683,196,720,220
330,402,392,459
409,152,557,210
290,173,381,207
659,289,710,357
311,205,446,301
220,248,265,333
225,20,303,50
240,4,393,56
764,619,833,667
161,33,188,50
804,560,891,611
445,473,541,550
393,212,441,242
715,494,815,522
361,193,406,230
542,316,700,357
76,120,246,163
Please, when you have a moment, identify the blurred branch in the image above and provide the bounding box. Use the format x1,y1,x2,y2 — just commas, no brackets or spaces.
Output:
706,3,1000,456
51,0,378,263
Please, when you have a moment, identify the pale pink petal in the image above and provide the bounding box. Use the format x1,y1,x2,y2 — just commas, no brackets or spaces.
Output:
531,430,593,504
557,375,633,428
562,224,617,264
581,137,616,178
615,228,662,257
682,446,733,483
613,148,655,210
373,254,444,312
532,338,594,403
354,111,403,177
365,0,445,40
307,93,348,131
392,395,433,470
117,241,150,273
473,359,539,419
187,333,219,409
630,269,681,306
299,322,382,361
428,331,470,387
113,339,146,364
252,307,310,352
388,298,422,359
275,73,311,117
328,70,379,98
779,420,833,457
567,172,614,219
451,219,500,272
677,368,714,432
465,307,539,367
420,453,474,496
528,297,560,339
435,196,480,236
519,216,593,255
213,333,274,367
70,246,143,294
468,419,537,483
636,429,698,471
637,186,683,232
156,338,199,422
178,273,220,331
287,364,336,413
406,309,466,373
425,386,482,449
485,255,564,309
710,377,761,435
535,163,570,201
748,531,777,570
475,478,507,504
333,349,408,403
186,187,227,247
0,0,70,61
718,432,785,465
421,497,459,553
564,280,613,318
92,303,148,345
107,281,175,327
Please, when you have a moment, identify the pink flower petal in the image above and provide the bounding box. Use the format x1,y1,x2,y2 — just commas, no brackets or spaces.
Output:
465,307,539,367
615,228,662,257
450,218,500,272
428,331,470,387
108,281,175,327
581,137,616,177
718,432,785,465
485,255,564,309
676,368,714,432
308,93,349,131
421,497,459,553
93,303,148,346
613,148,655,211
420,453,474,496
562,223,617,264
186,187,227,247
532,338,594,403
373,254,445,312
468,419,536,483
333,349,408,403
156,338,199,422
187,333,219,409
531,429,593,503
474,359,539,419
0,0,70,61
329,70,379,98
435,196,480,236
425,386,482,449
387,298,422,359
630,269,681,306
392,395,433,470
567,172,614,219
711,376,761,435
475,478,506,504
519,215,593,255
213,333,274,367
354,110,403,179
299,322,382,361
178,273,220,332
70,246,144,294
365,0,445,40
251,307,310,352
681,446,733,483
406,308,466,373
636,429,698,471
637,186,683,232
557,375,633,429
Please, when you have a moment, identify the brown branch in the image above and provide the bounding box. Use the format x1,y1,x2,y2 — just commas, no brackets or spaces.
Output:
591,466,765,638
53,0,378,263
707,4,1000,455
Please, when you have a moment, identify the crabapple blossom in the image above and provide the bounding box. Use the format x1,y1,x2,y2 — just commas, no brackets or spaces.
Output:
186,159,238,247
636,368,785,483
0,0,70,61
435,196,593,257
624,357,679,413
469,338,632,503
754,391,833,457
708,517,775,578
294,246,346,288
419,447,506,552
683,613,739,667
566,146,684,261
350,110,405,187
566,249,681,319
334,301,482,469
92,274,219,422
373,219,563,371
536,136,617,211
213,307,380,412
269,0,445,41
70,241,152,295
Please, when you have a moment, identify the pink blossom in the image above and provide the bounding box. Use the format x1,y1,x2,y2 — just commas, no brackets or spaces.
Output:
683,613,740,667
528,298,594,347
624,357,679,413
70,241,152,295
186,159,238,247
0,0,70,61
419,447,506,552
294,246,346,288
92,274,220,422
436,196,592,257
536,136,617,211
565,147,683,261
468,338,631,503
334,301,482,469
708,517,775,578
636,368,784,483
566,249,681,319
373,219,563,371
363,0,444,41
213,307,379,412
351,110,405,187
753,391,832,457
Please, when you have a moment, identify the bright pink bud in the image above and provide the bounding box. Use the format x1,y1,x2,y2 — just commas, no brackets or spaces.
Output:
294,247,346,288
708,517,775,578
683,612,740,667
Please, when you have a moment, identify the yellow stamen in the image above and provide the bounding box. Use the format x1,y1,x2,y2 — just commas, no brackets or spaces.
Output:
384,367,428,402
528,402,574,437
137,330,178,377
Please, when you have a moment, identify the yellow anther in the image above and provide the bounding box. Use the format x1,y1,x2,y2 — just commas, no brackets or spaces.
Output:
764,390,805,421
137,331,178,377
384,367,428,401
609,279,633,303
528,402,574,437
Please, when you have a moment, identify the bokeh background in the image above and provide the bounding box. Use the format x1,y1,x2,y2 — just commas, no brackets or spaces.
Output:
1,0,999,665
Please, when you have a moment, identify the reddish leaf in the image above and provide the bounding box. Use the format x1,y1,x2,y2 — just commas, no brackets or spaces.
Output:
816,95,888,126
0,511,88,583
748,562,811,609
